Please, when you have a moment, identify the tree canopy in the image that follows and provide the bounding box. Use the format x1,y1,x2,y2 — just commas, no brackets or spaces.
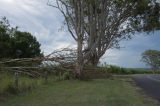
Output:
141,50,160,71
0,17,42,59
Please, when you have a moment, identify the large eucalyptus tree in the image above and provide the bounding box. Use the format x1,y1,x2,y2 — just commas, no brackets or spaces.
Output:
48,0,160,78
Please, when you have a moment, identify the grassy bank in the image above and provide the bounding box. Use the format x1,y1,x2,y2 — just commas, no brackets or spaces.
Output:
0,78,159,106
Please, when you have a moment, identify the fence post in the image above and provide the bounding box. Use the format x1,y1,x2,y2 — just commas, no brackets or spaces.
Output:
14,71,19,88
44,71,48,83
59,71,62,80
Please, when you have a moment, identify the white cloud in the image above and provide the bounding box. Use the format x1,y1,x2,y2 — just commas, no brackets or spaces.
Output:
0,0,74,54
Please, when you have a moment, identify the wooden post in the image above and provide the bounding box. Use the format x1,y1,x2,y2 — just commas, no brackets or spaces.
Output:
59,71,62,80
44,71,48,83
14,71,19,88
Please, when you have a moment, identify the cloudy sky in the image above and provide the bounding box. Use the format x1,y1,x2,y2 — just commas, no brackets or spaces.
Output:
0,0,160,68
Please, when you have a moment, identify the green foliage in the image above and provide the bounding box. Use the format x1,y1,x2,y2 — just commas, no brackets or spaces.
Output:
0,17,42,59
11,31,42,58
0,17,12,58
141,50,160,70
112,0,160,32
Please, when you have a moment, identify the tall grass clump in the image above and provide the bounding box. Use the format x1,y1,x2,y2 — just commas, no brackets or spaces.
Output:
0,72,45,96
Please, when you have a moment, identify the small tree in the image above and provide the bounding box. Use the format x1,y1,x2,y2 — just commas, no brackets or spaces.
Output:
0,17,12,58
141,50,160,72
11,31,42,58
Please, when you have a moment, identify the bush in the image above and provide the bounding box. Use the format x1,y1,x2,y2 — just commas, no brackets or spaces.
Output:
62,71,72,80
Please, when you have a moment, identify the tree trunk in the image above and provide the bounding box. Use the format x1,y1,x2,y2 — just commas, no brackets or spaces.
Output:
74,0,85,79
75,36,84,79
75,63,84,79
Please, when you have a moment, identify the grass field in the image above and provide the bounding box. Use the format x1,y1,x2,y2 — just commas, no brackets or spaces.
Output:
0,78,159,106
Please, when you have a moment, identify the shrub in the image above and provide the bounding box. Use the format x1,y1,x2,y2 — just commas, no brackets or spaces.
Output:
62,71,72,80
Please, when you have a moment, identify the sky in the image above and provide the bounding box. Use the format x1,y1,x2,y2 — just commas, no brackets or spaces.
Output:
0,0,160,68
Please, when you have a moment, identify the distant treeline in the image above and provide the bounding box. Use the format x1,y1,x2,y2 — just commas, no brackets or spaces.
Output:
100,65,160,74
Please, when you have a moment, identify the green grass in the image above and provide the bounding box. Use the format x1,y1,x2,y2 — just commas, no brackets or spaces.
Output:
0,78,159,106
